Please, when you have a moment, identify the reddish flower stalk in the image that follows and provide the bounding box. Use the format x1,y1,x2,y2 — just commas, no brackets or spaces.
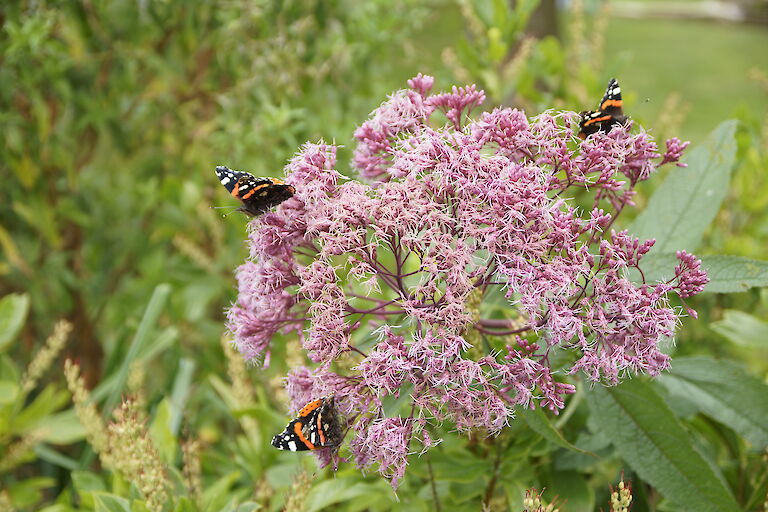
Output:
225,75,705,488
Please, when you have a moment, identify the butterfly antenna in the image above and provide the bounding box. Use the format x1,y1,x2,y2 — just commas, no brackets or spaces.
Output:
210,205,240,217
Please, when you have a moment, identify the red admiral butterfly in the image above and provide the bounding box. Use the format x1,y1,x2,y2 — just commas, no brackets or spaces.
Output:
215,166,295,217
578,78,628,139
271,396,343,451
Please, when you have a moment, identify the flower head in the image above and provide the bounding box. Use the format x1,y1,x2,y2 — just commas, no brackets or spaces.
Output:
226,75,703,488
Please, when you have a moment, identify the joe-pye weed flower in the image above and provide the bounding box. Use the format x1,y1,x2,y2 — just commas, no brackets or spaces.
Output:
226,75,706,488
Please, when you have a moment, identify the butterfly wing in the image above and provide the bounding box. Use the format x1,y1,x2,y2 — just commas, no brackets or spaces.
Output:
578,109,607,138
271,397,342,451
598,78,623,118
215,165,248,194
578,78,628,138
215,166,295,217
271,399,324,451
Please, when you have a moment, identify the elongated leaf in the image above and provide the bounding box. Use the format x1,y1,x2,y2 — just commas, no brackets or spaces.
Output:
102,284,171,417
587,379,740,512
699,255,768,293
169,358,195,435
149,398,177,463
711,310,768,348
518,407,594,455
0,293,30,351
633,254,768,293
39,409,86,444
34,443,80,470
629,120,737,253
659,357,768,448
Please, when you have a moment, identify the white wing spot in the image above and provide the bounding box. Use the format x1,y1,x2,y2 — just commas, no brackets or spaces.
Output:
288,441,297,451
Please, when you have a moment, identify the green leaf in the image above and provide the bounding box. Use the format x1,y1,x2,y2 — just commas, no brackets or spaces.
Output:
518,407,595,456
130,500,151,512
699,255,768,293
0,380,19,405
629,120,738,253
34,443,80,470
102,283,171,417
12,385,69,434
71,470,106,492
305,478,391,512
546,471,594,512
382,382,414,418
0,293,30,352
169,358,195,435
711,310,768,348
173,497,197,512
235,503,260,512
39,409,86,444
587,379,740,512
202,471,242,512
93,493,131,512
633,254,768,293
5,477,55,509
659,357,768,447
149,398,177,463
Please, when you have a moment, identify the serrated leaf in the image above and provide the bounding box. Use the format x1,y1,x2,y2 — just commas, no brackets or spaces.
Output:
629,120,737,253
711,310,768,348
518,407,595,456
659,357,768,448
587,379,740,512
0,293,30,351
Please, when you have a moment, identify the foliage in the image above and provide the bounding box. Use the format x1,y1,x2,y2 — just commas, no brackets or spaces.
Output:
1,0,767,511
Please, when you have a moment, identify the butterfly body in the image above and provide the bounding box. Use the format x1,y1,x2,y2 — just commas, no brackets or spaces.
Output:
578,78,628,139
215,166,295,217
271,396,343,451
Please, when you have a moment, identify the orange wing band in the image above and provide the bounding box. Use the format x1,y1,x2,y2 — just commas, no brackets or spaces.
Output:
584,115,612,127
600,99,623,109
298,399,323,417
293,421,315,450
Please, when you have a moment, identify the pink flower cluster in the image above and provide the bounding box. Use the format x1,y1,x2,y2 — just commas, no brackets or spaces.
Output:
226,75,706,488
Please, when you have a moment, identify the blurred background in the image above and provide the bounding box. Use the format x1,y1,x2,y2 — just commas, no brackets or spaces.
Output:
1,0,767,510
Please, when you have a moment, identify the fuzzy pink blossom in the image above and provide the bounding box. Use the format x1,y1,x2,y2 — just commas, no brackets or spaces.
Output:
349,417,414,489
661,137,691,166
674,250,709,298
225,75,706,488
